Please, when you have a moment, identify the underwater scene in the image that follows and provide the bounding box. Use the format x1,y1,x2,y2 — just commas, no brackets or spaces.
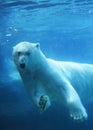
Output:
0,0,93,130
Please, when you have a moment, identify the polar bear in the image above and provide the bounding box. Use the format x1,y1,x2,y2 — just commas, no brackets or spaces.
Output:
13,41,93,121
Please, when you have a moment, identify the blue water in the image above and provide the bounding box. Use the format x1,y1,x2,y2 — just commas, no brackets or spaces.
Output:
0,0,93,130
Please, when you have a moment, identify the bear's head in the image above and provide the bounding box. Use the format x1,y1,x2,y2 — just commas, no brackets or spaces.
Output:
13,41,40,70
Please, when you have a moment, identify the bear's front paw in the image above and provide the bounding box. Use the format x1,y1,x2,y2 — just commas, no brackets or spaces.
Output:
38,95,51,112
69,105,88,121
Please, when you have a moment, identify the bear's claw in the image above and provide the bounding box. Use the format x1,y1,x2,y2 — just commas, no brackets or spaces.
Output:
69,106,88,121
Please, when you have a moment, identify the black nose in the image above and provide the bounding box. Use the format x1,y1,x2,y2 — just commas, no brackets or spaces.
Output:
20,63,25,69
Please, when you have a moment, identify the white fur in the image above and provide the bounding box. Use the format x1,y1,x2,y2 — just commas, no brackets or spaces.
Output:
13,41,93,121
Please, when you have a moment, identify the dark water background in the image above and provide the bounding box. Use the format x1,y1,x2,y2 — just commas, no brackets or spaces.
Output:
0,0,93,130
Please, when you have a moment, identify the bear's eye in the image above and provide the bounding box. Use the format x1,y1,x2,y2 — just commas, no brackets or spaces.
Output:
18,51,21,56
25,52,30,56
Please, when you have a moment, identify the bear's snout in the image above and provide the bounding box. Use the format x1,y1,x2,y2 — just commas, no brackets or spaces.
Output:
19,56,26,69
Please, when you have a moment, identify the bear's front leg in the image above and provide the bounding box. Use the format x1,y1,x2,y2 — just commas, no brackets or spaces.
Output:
60,80,88,121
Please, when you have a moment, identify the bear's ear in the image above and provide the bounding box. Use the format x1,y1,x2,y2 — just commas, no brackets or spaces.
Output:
13,46,15,50
35,43,40,49
13,46,15,48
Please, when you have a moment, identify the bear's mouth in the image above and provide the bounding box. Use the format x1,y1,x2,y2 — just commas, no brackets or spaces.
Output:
20,63,25,69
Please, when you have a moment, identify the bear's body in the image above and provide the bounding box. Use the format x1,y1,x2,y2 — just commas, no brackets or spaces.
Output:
13,41,93,121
